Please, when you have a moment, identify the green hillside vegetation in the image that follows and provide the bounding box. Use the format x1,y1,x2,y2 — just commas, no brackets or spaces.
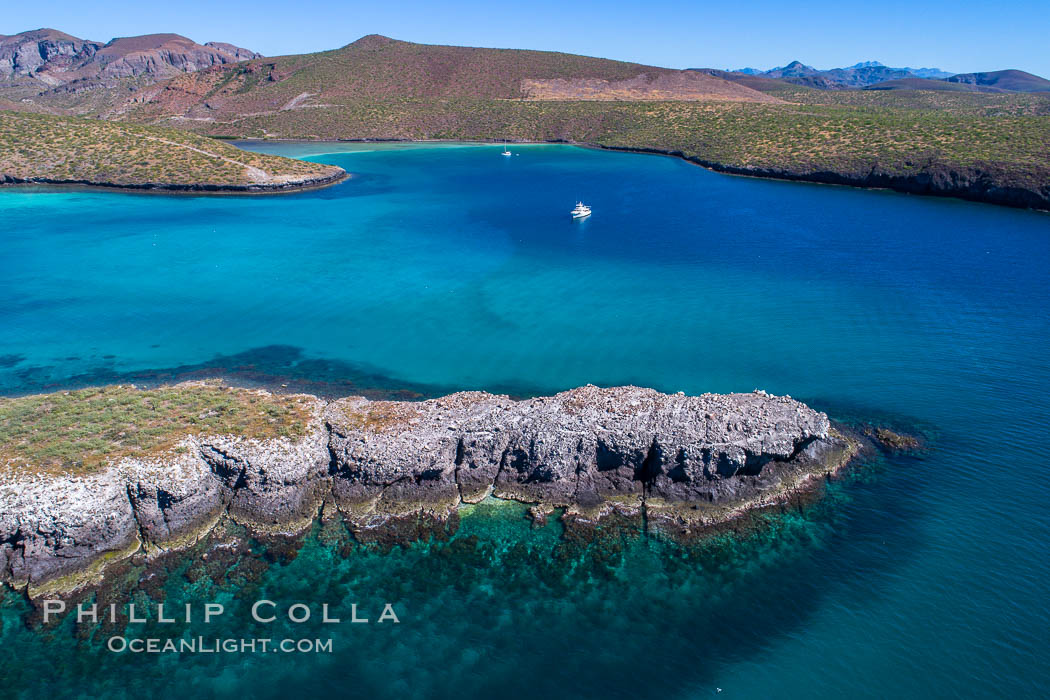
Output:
0,382,314,475
864,78,984,93
787,88,1050,116
129,97,1048,194
0,110,342,188
711,75,1050,115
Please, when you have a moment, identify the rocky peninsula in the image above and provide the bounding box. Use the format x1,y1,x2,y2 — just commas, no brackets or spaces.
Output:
0,111,346,193
0,382,859,598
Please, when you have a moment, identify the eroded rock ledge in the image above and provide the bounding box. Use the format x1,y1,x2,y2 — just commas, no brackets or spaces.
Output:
0,385,858,597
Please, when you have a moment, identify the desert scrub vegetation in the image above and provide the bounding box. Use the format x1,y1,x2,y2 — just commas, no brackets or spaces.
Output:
772,86,1050,117
88,34,1048,204
0,110,341,188
331,400,424,434
181,97,1050,176
167,95,1049,207
0,382,315,475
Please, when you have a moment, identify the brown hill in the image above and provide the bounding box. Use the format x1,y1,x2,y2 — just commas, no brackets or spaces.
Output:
81,33,259,79
110,34,778,124
697,69,801,94
863,77,986,92
944,69,1050,93
522,72,776,102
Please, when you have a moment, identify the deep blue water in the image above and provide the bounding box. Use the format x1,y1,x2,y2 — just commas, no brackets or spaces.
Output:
1,142,1049,698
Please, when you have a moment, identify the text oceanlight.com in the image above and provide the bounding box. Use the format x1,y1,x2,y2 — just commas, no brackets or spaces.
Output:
107,637,333,654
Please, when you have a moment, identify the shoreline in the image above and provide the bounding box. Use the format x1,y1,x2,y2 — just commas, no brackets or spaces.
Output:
0,168,350,196
231,136,1050,212
5,135,1045,211
580,143,1050,213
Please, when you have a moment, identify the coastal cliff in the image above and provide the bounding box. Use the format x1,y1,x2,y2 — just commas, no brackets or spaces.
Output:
0,383,858,598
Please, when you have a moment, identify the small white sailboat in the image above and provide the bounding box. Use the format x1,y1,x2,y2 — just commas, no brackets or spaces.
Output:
501,140,512,157
571,201,592,219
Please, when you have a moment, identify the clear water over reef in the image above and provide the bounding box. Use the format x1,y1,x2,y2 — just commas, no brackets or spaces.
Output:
1,142,1048,698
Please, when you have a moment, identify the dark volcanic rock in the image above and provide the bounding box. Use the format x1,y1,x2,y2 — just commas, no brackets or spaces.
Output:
0,469,138,591
125,448,225,546
866,426,922,451
325,386,845,526
198,398,330,530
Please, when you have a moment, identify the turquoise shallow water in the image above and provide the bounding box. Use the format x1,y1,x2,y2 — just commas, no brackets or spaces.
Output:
1,142,1049,697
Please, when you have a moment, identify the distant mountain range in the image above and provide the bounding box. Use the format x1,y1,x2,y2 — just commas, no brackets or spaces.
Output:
0,28,259,93
716,60,1050,92
724,60,953,88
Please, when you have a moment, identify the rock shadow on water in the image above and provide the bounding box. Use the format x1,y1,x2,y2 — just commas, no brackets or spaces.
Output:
0,344,557,400
0,353,26,369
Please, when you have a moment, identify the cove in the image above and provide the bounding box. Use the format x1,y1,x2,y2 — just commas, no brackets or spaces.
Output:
1,142,1049,698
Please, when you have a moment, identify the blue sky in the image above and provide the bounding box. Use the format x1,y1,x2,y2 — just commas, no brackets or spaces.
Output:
4,0,1049,76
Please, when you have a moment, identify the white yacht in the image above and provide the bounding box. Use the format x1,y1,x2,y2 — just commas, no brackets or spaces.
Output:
571,201,592,219
501,141,512,156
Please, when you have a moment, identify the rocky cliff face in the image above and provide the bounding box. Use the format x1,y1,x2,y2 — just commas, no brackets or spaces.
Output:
0,29,97,81
203,42,260,63
0,385,856,597
85,34,260,80
0,28,259,91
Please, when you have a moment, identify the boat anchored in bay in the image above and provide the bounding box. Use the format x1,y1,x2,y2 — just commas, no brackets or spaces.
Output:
571,201,592,219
